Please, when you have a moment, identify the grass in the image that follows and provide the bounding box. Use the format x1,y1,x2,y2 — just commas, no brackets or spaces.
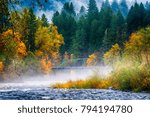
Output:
52,75,110,89
108,63,150,92
52,63,150,92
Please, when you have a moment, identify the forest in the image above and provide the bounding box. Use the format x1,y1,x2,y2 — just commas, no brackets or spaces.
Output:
0,0,150,92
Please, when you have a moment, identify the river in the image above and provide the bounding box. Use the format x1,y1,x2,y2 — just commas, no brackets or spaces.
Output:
0,88,150,100
0,66,150,100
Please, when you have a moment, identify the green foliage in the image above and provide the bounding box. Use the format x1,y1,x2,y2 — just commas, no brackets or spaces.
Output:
109,63,150,92
71,17,86,57
0,0,150,82
52,2,76,54
119,0,128,17
124,26,150,65
35,24,64,58
41,14,49,27
52,0,150,57
127,3,147,34
10,8,38,52
28,8,37,52
111,0,119,13
0,0,10,33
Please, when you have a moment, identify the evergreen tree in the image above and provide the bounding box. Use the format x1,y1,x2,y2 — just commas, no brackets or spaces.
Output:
115,10,127,45
101,4,126,52
78,6,86,17
100,0,113,29
101,0,110,9
89,19,101,52
145,1,150,9
145,2,150,26
102,29,113,52
20,8,30,45
10,8,38,51
87,0,99,23
87,0,99,53
111,0,119,13
100,1,113,52
62,2,76,16
52,11,60,26
0,0,10,33
119,0,128,17
41,14,49,27
69,2,76,16
52,2,76,54
71,16,87,57
127,3,146,34
28,8,37,52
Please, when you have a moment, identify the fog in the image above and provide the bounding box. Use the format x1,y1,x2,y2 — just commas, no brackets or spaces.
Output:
0,66,112,88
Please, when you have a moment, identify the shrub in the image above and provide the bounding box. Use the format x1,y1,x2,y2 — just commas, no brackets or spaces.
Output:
0,61,4,73
86,53,98,66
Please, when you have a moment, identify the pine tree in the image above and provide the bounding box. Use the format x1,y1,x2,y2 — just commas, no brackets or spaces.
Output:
119,0,128,17
87,0,99,53
145,2,150,26
52,2,76,54
28,8,37,52
10,8,38,51
111,0,119,13
62,2,76,16
101,0,110,9
127,3,146,34
89,19,101,53
52,11,60,26
145,1,150,10
100,1,113,52
0,0,10,33
78,6,86,17
101,4,126,52
70,2,76,16
88,0,99,23
102,29,113,52
41,14,49,27
71,17,86,57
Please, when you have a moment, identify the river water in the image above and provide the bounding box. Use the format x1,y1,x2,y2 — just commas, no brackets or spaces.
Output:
0,88,150,100
0,66,150,100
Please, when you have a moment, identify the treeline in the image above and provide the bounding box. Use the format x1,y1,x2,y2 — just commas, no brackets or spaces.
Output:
0,1,64,79
52,0,150,57
0,0,150,80
53,26,150,92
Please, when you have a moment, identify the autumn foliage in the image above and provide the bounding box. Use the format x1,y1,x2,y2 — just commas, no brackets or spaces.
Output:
35,24,64,56
0,61,4,73
86,53,98,66
104,44,121,65
125,27,150,65
0,29,27,59
40,57,53,74
51,52,61,65
35,24,64,74
54,26,150,92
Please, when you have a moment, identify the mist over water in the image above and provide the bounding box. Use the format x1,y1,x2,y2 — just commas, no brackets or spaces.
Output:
0,66,112,88
1,66,150,100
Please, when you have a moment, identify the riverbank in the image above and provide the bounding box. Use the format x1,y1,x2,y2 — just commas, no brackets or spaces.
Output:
52,64,150,93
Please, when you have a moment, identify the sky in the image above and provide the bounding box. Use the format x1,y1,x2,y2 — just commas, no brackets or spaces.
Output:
35,0,150,22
